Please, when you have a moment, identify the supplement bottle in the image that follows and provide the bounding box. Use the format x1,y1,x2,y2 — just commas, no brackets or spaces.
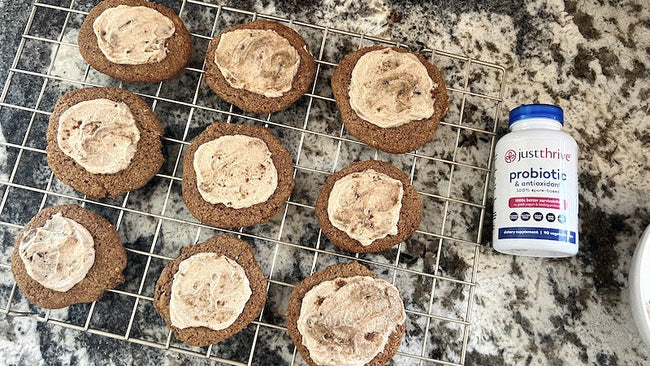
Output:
493,104,579,257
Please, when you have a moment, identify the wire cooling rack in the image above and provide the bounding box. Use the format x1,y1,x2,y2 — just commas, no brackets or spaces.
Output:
0,1,506,365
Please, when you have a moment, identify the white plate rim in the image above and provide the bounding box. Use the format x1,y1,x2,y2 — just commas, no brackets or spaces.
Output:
630,224,650,347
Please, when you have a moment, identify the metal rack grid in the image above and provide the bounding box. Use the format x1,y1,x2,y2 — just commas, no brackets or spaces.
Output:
0,0,506,365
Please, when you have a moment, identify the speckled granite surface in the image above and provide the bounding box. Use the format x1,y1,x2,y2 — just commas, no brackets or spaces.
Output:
0,0,649,365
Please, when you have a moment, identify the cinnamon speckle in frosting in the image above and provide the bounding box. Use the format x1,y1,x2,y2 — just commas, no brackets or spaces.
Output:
297,275,405,366
193,135,278,209
18,213,95,293
348,48,435,128
93,5,175,65
57,98,140,175
214,29,300,97
327,169,404,246
169,253,251,331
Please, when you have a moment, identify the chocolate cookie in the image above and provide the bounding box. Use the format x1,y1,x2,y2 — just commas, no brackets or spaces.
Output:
46,87,164,198
286,261,406,366
182,122,294,228
332,46,449,154
204,19,316,114
153,235,267,347
78,0,192,83
11,205,126,309
315,160,422,253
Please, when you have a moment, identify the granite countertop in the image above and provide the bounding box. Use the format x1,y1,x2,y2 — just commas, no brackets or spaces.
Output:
1,0,649,365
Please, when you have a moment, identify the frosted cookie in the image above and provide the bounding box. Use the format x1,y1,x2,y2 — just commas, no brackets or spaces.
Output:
315,160,421,253
286,262,406,366
46,87,164,198
204,19,316,114
332,46,449,154
182,122,294,228
78,0,192,82
153,235,267,347
11,205,126,309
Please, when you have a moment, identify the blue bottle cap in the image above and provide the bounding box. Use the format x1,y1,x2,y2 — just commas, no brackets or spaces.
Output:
509,104,564,126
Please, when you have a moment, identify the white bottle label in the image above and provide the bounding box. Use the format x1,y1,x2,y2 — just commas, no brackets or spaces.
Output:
494,138,579,248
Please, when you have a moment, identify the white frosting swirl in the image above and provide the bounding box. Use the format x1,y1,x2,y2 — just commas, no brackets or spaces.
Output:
297,276,406,366
18,213,95,292
327,169,404,246
93,5,175,65
349,48,435,128
214,29,300,97
57,98,140,174
193,135,278,209
169,253,251,330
